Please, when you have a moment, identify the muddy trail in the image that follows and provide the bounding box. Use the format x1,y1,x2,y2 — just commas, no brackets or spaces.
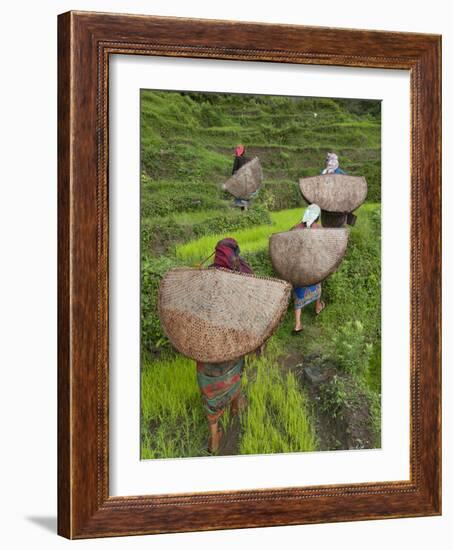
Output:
294,353,378,451
217,415,242,456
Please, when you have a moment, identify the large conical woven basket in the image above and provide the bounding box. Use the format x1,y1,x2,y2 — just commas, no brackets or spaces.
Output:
222,157,263,199
158,267,291,363
269,228,349,287
299,174,367,213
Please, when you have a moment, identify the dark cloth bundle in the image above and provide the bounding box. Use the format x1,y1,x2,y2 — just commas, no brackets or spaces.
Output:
232,154,251,175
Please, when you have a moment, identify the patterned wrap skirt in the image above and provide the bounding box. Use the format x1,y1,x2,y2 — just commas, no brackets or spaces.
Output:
196,358,245,423
293,283,321,310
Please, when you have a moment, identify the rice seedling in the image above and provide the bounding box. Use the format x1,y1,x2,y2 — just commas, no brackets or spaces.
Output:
140,345,317,458
240,344,316,455
175,208,303,263
140,354,208,458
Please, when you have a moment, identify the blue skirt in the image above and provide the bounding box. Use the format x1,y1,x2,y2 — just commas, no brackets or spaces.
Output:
293,284,321,309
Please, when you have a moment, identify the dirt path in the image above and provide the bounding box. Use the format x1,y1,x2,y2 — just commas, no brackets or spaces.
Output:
292,353,377,451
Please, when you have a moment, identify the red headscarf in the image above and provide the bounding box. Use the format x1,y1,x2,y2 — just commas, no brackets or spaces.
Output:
235,144,245,157
211,238,253,274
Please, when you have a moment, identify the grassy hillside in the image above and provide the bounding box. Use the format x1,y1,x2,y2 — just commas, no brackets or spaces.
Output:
140,90,381,458
141,91,381,201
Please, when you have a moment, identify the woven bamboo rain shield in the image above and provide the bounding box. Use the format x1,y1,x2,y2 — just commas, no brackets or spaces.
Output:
299,174,367,213
269,228,349,287
222,157,263,199
158,268,291,363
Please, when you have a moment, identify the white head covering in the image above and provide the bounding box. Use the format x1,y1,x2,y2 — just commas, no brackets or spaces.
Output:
302,204,321,227
322,152,339,174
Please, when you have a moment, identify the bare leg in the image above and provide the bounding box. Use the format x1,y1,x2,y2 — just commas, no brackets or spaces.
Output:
315,298,325,315
231,391,248,416
294,307,302,331
208,421,222,453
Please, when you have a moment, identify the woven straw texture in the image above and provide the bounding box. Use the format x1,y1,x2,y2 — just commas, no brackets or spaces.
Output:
269,228,349,287
158,267,291,363
299,174,367,212
222,157,263,199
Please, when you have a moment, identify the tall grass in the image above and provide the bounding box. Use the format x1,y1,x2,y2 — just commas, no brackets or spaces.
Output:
175,208,303,263
141,345,316,458
148,209,225,225
141,353,208,459
240,345,316,455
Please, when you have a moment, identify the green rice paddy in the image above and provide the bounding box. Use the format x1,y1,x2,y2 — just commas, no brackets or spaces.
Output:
140,90,382,458
175,208,301,263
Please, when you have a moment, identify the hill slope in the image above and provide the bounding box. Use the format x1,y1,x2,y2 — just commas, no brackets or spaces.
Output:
141,90,381,202
140,90,381,458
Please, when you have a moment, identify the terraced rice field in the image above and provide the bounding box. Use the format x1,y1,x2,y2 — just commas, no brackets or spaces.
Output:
140,90,382,458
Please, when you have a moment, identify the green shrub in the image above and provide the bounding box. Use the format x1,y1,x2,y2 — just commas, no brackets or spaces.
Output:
332,320,373,377
321,204,381,345
141,142,230,182
192,206,271,237
141,256,182,351
318,375,349,419
317,373,381,448
256,180,302,211
141,218,188,256
246,249,275,277
367,385,382,448
141,191,226,218
142,178,221,198
346,159,381,202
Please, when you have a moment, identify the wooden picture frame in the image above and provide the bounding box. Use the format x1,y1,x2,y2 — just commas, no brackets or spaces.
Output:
58,10,441,539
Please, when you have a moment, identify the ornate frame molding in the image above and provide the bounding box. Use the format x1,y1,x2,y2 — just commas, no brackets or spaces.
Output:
58,11,441,538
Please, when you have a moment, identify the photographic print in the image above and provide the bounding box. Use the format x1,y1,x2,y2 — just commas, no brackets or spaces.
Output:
58,12,441,537
140,90,381,459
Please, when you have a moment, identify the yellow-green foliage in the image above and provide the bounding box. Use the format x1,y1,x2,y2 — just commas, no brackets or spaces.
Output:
175,208,303,263
240,346,316,455
141,354,208,459
140,346,316,459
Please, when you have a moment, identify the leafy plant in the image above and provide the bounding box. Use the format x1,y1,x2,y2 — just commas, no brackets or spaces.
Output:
141,256,182,351
332,320,373,377
318,375,349,419
255,180,301,211
240,345,316,455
